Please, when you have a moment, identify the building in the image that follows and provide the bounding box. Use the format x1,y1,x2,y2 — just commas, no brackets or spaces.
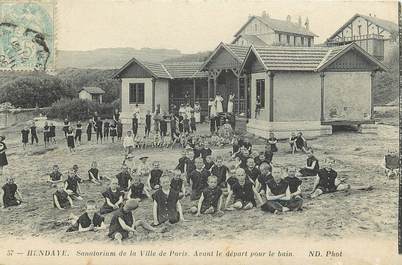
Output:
232,12,317,47
79,87,105,104
326,13,398,61
240,43,386,138
112,58,208,122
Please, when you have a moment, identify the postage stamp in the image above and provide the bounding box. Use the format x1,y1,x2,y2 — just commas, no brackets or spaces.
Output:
0,0,55,71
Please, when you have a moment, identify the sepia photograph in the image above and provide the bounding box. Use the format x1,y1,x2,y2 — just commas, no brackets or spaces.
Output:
0,0,400,264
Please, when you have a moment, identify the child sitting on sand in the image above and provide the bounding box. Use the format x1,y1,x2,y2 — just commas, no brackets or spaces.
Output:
260,166,303,214
108,199,157,243
310,158,373,198
148,161,163,191
195,175,223,216
299,149,320,177
1,176,23,208
88,161,102,185
116,164,132,192
48,165,63,186
128,173,150,201
53,182,73,210
64,170,83,201
152,175,185,225
100,179,124,214
225,168,260,211
170,169,185,196
210,156,229,189
66,200,106,232
188,158,211,202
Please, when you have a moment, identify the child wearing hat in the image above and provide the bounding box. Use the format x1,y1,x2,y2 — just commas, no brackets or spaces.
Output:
1,176,22,208
108,199,156,243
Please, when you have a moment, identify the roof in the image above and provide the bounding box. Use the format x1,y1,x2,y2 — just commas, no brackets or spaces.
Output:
112,58,207,79
200,42,250,71
234,15,318,38
163,62,207,79
328,14,398,40
81,87,105,94
241,42,386,72
232,34,268,46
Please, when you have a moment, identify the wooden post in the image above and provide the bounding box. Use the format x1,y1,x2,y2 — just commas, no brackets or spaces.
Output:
244,73,248,118
370,71,376,119
268,71,274,122
237,76,240,114
320,72,325,122
151,78,156,113
213,74,217,96
119,80,122,112
207,74,211,100
193,78,196,106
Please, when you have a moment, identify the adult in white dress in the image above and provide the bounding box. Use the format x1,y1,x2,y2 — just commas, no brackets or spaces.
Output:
194,101,201,123
227,93,235,113
215,93,224,114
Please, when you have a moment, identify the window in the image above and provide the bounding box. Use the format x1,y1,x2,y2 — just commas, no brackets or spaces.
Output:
301,37,305,46
255,23,258,32
287,35,290,45
256,79,265,108
307,38,311,47
129,83,145,104
278,33,281,43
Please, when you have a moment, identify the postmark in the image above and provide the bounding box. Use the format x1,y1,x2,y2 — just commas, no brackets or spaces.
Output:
0,0,54,71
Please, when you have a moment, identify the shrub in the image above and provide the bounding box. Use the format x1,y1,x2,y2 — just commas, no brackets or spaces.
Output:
47,98,115,121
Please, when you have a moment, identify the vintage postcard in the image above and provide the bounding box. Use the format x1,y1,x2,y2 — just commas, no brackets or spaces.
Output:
0,0,400,264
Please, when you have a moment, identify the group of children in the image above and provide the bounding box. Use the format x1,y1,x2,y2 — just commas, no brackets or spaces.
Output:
4,118,376,243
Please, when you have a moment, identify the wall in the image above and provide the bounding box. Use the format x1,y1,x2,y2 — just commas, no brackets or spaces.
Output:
324,72,371,121
155,79,169,113
0,108,49,128
274,72,321,121
79,90,92,101
121,77,153,115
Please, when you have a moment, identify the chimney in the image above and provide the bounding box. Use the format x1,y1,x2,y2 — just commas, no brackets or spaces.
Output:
298,16,302,26
262,11,267,17
305,17,310,30
286,15,291,22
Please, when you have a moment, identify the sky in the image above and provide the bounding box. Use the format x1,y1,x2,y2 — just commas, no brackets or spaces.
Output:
57,0,398,53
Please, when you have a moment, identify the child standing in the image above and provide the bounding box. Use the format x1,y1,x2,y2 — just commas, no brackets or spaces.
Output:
267,132,278,153
86,121,93,142
0,136,8,176
123,130,135,156
190,112,196,133
43,121,50,148
195,175,223,215
103,120,110,141
100,179,124,214
152,176,185,225
62,119,70,138
117,121,123,141
1,177,22,208
132,114,138,138
95,118,103,144
53,182,73,210
21,126,29,150
145,110,152,136
49,122,56,144
66,127,75,152
109,121,117,143
30,121,39,144
75,121,82,145
160,112,168,137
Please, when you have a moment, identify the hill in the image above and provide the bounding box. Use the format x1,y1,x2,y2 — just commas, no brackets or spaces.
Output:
162,51,212,63
56,47,183,69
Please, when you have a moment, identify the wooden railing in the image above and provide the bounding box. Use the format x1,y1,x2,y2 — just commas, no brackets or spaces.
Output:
170,97,247,116
327,34,384,44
